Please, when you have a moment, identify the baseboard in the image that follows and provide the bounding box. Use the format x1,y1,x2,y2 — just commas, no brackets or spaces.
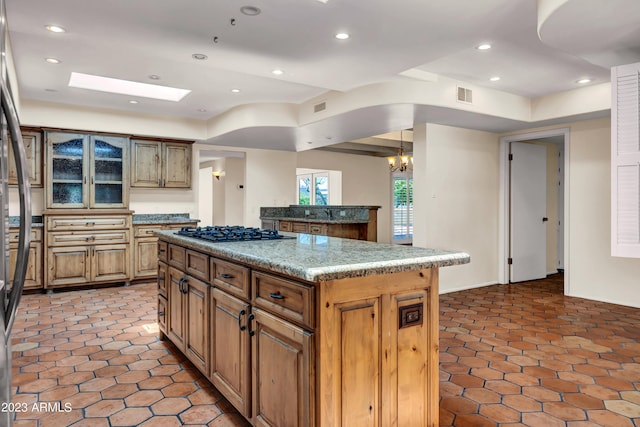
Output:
439,281,499,295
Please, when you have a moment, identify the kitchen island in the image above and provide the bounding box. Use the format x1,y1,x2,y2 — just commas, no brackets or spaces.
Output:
155,230,469,427
260,205,380,241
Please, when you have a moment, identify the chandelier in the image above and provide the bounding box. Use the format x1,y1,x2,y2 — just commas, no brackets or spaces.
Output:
387,130,413,172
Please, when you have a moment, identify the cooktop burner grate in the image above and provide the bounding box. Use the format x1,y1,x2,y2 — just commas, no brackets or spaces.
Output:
177,225,292,242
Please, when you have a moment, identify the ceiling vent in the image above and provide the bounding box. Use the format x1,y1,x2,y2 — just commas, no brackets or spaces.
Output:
457,86,473,104
313,101,326,113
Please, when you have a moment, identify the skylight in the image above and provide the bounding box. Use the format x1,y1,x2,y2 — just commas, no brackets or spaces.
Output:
68,72,191,102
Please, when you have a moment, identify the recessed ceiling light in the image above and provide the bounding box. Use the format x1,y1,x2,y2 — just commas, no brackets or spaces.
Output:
272,69,284,75
476,43,492,50
335,32,350,40
489,76,501,82
45,57,61,64
45,25,66,33
68,72,191,102
45,88,58,92
192,53,208,60
231,88,241,93
198,108,207,112
148,75,160,80
128,100,139,104
240,6,261,16
577,78,591,84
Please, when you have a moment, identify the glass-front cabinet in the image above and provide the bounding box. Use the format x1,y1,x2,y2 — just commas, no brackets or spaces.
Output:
46,131,129,208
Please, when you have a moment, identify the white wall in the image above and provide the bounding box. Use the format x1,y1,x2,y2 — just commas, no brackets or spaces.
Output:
198,166,214,226
413,123,500,293
296,150,391,243
244,149,297,227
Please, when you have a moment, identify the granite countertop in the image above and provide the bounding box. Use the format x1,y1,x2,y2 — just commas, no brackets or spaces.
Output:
132,214,199,225
155,230,470,282
9,216,43,227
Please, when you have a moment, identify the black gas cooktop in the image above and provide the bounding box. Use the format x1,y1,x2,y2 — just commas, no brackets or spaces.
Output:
177,225,292,242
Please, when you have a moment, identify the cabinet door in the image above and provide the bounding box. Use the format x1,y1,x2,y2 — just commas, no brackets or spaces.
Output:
134,237,159,279
131,140,162,187
46,132,89,208
184,275,209,374
46,246,91,288
91,244,130,282
90,135,129,208
9,130,42,187
158,295,168,336
252,308,314,427
9,243,42,290
163,143,191,188
167,267,186,351
158,261,168,297
210,288,251,417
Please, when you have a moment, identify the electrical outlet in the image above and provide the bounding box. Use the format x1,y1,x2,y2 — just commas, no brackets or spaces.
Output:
340,210,346,216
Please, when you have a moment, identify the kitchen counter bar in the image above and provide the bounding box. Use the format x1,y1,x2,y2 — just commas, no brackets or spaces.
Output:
156,230,469,426
154,230,469,282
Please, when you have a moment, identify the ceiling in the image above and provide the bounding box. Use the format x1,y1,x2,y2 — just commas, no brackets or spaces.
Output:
6,0,640,152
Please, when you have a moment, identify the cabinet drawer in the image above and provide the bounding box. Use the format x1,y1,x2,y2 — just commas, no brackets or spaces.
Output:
168,244,186,269
47,215,131,231
278,221,292,232
292,222,308,233
163,222,197,231
9,228,42,242
134,225,162,237
47,230,130,246
252,271,315,329
309,224,327,235
186,249,209,281
211,258,250,300
158,241,168,263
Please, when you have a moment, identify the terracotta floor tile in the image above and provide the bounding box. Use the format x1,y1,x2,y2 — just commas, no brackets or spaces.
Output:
151,396,191,415
479,403,521,423
109,407,153,426
179,404,222,424
11,274,640,427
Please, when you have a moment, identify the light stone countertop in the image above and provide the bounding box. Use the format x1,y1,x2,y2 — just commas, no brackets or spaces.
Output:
155,230,470,282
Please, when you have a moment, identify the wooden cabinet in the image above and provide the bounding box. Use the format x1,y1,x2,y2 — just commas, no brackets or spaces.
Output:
251,308,314,427
133,221,196,280
44,211,132,289
45,131,129,209
167,246,210,372
8,228,43,291
167,266,187,351
158,261,168,337
275,220,371,241
210,288,251,417
9,129,43,187
131,139,192,188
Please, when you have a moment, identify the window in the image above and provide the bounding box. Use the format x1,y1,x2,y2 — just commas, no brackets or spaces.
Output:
297,172,329,205
392,172,413,244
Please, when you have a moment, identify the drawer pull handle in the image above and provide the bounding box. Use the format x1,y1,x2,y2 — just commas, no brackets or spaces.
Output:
157,276,164,282
238,309,246,331
86,221,95,226
158,311,165,316
220,273,234,279
248,313,255,337
158,248,166,253
269,292,285,300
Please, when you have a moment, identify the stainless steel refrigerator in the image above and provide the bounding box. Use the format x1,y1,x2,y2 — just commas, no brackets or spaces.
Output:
0,0,32,425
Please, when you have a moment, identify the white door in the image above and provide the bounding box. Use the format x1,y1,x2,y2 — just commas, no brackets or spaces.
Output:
510,142,547,282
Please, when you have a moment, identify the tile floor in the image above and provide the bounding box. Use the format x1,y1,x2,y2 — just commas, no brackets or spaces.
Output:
9,274,640,426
